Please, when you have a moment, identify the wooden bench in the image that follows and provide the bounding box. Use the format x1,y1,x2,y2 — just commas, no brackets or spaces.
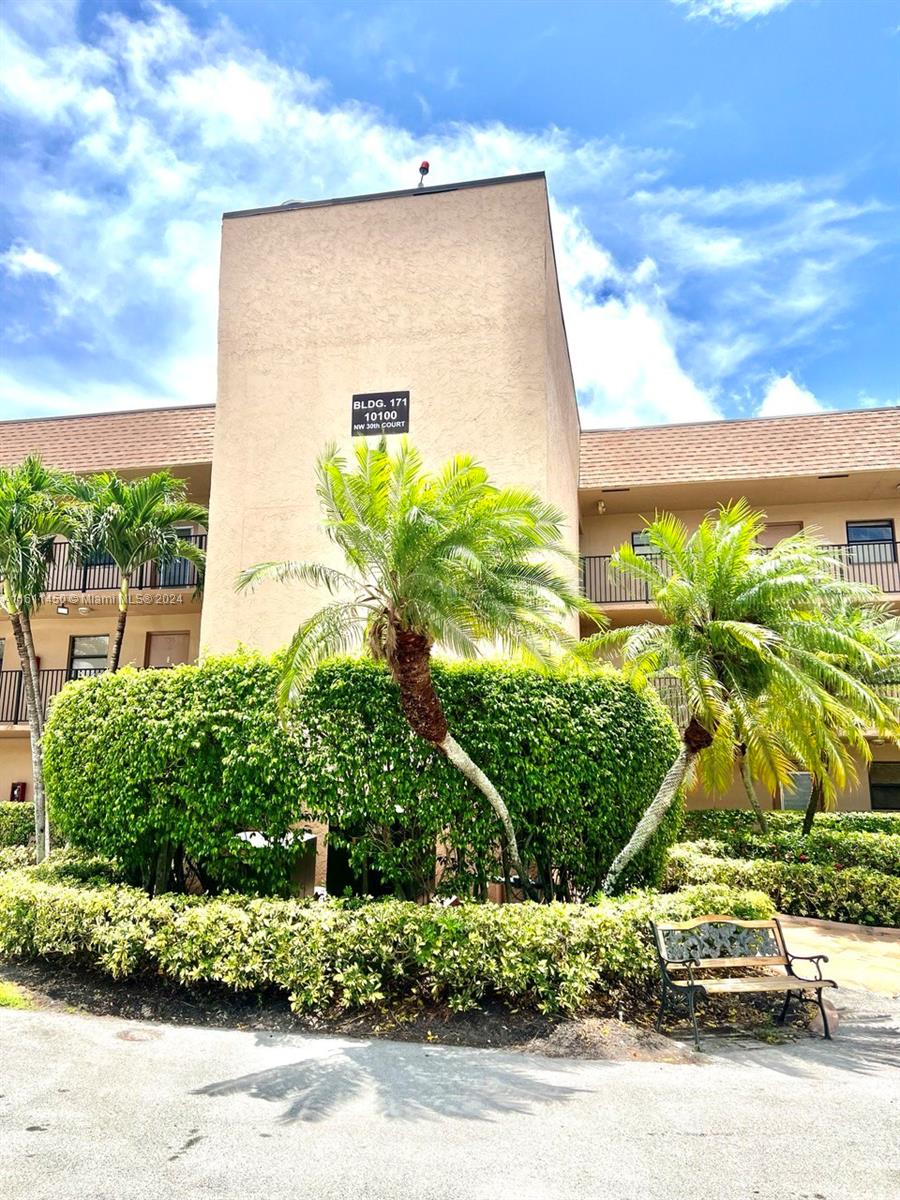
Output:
650,915,837,1048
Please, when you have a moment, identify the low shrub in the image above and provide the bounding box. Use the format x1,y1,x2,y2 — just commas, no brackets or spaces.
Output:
0,802,33,848
682,809,900,840
0,846,33,873
665,844,900,928
0,864,773,1016
685,829,900,876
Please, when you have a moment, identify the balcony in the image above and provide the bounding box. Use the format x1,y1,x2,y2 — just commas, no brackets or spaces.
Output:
0,668,106,725
41,534,207,596
581,543,900,606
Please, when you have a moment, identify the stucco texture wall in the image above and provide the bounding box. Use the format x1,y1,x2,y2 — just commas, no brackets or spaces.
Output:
202,176,581,656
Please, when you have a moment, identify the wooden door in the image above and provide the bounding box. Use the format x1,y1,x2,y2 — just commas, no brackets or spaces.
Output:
144,631,191,668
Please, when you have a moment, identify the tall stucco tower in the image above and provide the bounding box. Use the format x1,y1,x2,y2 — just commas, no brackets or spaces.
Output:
200,171,580,654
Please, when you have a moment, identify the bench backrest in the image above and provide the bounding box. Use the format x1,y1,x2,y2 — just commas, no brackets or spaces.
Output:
651,915,788,971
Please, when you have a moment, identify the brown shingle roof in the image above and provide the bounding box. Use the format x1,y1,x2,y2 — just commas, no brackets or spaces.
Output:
579,407,900,490
0,405,216,473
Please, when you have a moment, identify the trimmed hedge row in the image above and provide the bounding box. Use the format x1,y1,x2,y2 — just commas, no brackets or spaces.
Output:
685,830,900,876
0,863,773,1015
665,844,900,928
45,655,683,899
0,803,32,849
682,809,900,840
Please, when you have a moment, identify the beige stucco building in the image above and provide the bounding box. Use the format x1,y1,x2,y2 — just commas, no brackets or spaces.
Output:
1,172,899,817
203,172,579,654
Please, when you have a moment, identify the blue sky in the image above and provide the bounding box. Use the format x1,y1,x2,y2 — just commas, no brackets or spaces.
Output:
0,0,897,428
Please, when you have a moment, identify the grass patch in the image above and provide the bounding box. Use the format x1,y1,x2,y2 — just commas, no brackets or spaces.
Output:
0,979,33,1009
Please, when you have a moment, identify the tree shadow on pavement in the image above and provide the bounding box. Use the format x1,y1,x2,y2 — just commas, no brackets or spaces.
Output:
699,997,900,1079
193,1035,590,1124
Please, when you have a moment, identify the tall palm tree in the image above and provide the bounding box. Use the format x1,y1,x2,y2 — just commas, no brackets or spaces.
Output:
238,438,599,894
583,502,898,894
0,457,77,859
71,472,208,671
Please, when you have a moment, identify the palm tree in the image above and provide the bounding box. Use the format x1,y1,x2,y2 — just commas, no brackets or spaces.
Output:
789,606,900,834
0,457,77,859
584,502,898,894
238,438,599,894
70,472,208,671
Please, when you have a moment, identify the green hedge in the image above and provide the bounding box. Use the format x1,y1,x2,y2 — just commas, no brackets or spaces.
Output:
665,844,900,927
0,865,773,1015
0,803,33,849
45,655,683,899
294,659,682,898
44,655,309,895
682,809,900,839
685,830,900,876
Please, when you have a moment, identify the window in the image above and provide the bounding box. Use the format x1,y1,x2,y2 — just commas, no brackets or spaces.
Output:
846,519,896,564
781,772,813,812
869,763,900,811
759,522,803,549
631,531,654,556
68,635,109,676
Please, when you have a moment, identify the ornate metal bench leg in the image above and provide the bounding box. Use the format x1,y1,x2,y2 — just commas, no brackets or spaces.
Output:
778,990,793,1025
655,984,668,1033
687,989,700,1050
816,990,831,1040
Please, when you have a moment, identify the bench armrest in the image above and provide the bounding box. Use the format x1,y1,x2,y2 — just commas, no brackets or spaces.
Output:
662,956,701,987
788,953,828,980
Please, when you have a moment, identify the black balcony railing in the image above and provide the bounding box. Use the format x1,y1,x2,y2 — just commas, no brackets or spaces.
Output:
0,667,106,724
41,534,207,595
581,542,900,605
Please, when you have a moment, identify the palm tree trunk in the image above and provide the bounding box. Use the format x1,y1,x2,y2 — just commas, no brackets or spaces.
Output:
19,611,43,737
9,613,47,861
440,733,535,898
109,579,129,671
802,777,823,836
388,625,537,899
602,716,713,896
740,753,769,834
602,745,693,896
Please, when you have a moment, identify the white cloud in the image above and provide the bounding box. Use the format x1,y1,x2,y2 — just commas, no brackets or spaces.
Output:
553,206,719,426
1,243,63,278
0,365,187,421
672,0,794,23
0,1,887,429
757,373,824,417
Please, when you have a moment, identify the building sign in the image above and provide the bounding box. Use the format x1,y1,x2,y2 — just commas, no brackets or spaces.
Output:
351,391,410,437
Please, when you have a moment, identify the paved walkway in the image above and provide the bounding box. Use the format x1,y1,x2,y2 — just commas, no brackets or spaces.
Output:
1,1002,898,1200
778,914,900,995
